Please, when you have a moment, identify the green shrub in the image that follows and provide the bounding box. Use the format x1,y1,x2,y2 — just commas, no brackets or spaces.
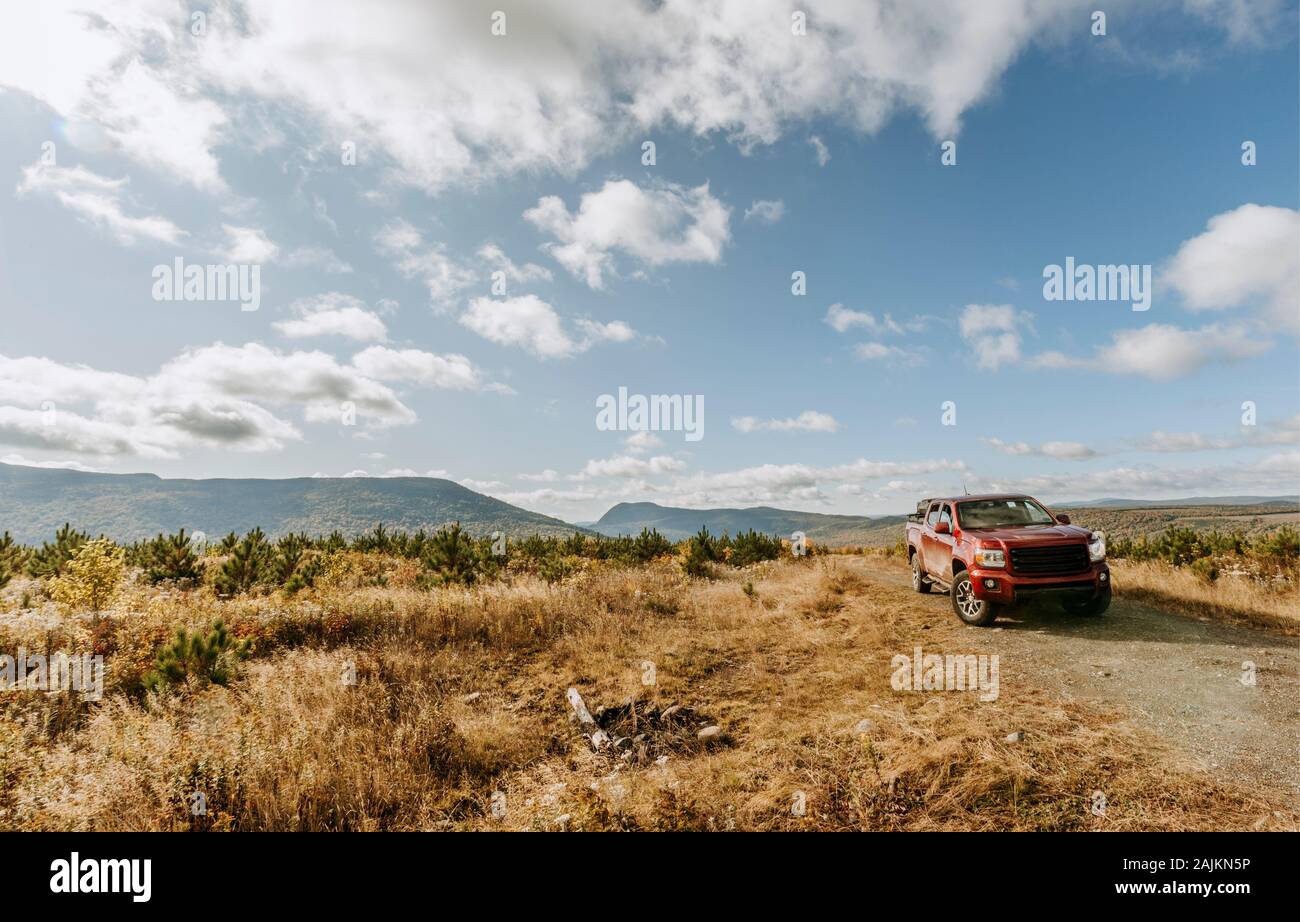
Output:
421,523,483,586
214,529,273,598
729,529,783,567
26,523,88,578
680,531,717,579
145,529,204,586
143,619,252,691
1189,557,1219,583
0,531,26,590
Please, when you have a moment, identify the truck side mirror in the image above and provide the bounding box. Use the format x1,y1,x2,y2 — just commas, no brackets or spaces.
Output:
934,521,950,535
1055,514,1071,525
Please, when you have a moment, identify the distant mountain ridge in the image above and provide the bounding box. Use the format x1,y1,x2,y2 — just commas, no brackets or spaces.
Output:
0,463,581,544
592,501,900,544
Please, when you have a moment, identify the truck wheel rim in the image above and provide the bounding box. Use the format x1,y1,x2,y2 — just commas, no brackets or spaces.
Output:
912,561,921,588
956,581,980,618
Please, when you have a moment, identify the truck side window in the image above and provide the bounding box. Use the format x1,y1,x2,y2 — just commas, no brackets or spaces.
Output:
939,505,952,529
926,503,940,526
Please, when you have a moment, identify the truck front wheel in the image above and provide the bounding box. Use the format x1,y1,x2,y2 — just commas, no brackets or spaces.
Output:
951,572,999,626
911,554,932,593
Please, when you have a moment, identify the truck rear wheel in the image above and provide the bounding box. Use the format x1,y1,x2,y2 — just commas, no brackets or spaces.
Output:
1061,585,1111,617
911,555,932,593
951,571,999,626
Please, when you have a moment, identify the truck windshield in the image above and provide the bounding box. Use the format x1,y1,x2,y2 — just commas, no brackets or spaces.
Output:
956,499,1055,528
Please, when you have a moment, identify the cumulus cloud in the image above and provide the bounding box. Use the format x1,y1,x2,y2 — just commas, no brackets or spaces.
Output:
623,431,663,454
983,437,1098,460
743,199,785,224
853,342,924,365
1162,204,1300,330
808,135,831,167
350,345,509,393
580,455,688,479
459,296,643,360
4,1,1264,199
1032,323,1269,380
958,304,1028,370
0,340,490,460
375,219,477,312
825,304,924,336
524,179,730,289
274,293,389,343
978,452,1300,503
477,243,553,286
732,411,841,433
15,161,185,245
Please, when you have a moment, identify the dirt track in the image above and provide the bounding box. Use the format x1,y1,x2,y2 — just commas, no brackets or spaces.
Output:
867,560,1300,801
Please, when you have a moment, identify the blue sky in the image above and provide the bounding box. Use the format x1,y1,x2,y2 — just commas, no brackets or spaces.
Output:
0,0,1297,520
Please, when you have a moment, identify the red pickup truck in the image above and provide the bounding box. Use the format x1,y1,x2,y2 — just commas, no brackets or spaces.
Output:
905,493,1110,626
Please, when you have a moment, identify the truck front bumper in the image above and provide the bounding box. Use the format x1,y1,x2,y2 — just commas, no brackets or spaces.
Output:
968,562,1110,604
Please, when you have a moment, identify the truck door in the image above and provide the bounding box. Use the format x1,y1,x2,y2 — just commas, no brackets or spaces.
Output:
931,503,956,578
921,502,942,576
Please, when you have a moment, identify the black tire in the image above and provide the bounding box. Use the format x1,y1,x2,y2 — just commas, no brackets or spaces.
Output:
1061,585,1111,617
951,571,999,626
911,554,932,593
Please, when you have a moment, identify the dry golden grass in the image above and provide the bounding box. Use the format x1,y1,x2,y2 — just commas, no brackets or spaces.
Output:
1110,559,1300,635
1,556,1294,831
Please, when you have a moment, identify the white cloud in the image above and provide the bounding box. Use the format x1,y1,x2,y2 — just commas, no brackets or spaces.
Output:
375,219,477,312
958,304,1027,370
0,453,101,472
732,410,840,433
524,179,730,289
743,199,785,224
979,452,1300,503
853,342,924,365
460,296,643,360
350,345,509,393
477,243,553,286
1032,323,1269,380
1163,204,1299,330
825,304,923,336
220,224,280,263
15,161,185,245
808,135,831,167
275,293,388,343
581,455,688,479
460,295,578,359
623,431,663,454
460,478,506,492
984,437,1098,460
1136,431,1236,453
4,1,1261,199
0,340,456,460
519,469,560,482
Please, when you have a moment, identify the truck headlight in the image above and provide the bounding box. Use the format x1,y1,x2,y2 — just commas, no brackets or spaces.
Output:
974,548,1006,568
1088,531,1106,562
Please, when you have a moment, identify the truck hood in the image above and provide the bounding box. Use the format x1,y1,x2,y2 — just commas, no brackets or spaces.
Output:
959,524,1090,543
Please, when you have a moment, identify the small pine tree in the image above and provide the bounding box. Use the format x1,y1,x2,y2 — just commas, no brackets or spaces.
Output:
0,531,26,590
680,532,717,579
282,556,323,595
145,529,204,586
633,527,673,562
142,619,252,691
26,523,89,578
271,533,309,585
421,523,482,586
214,528,272,598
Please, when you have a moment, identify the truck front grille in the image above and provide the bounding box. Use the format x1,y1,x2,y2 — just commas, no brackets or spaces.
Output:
1009,544,1089,577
